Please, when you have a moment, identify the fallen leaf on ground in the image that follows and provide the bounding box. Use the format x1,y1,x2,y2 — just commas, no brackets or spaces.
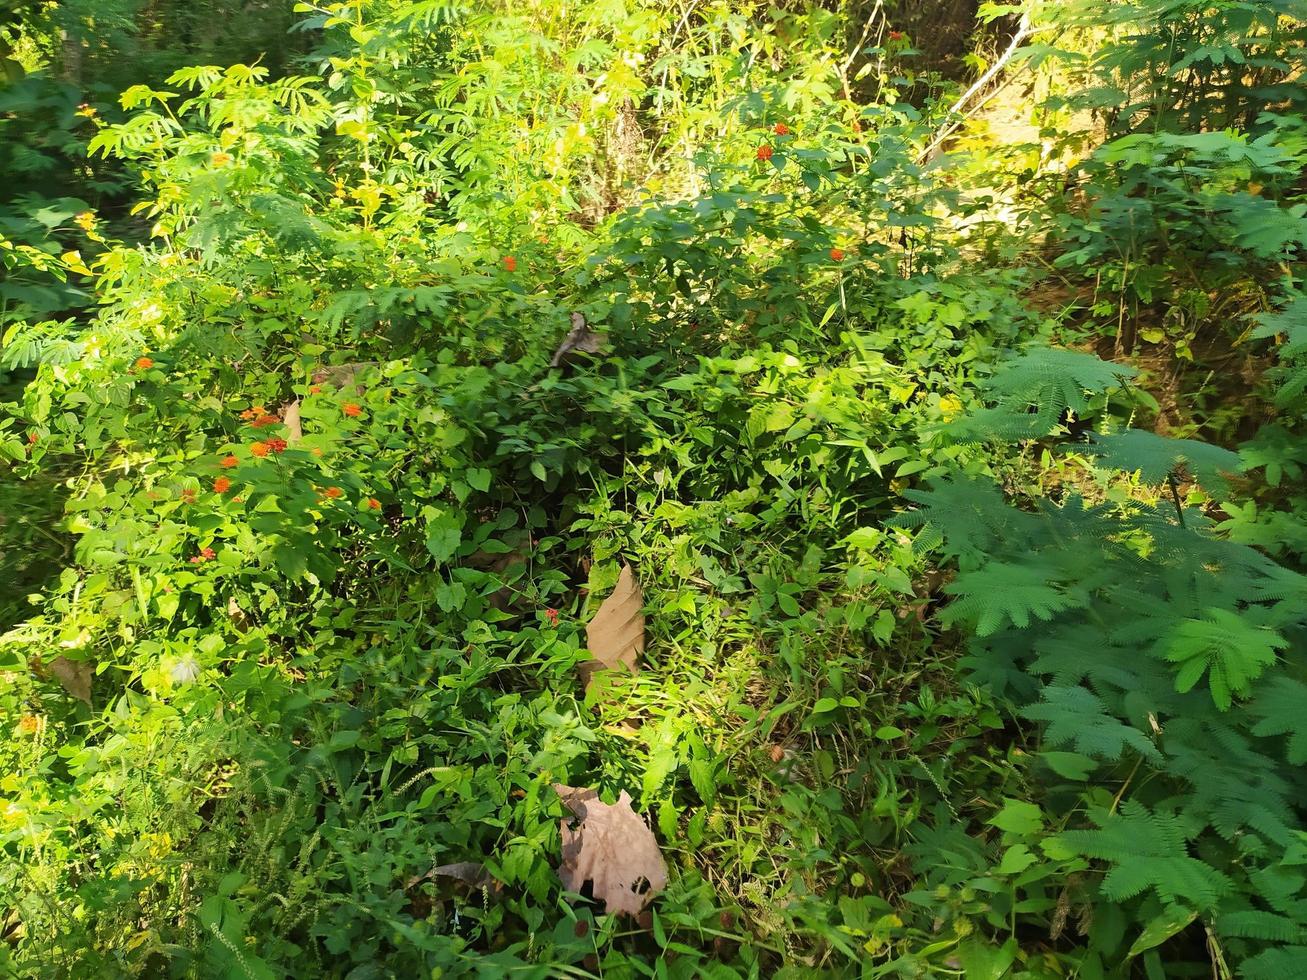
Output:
581,564,643,687
554,784,667,916
51,656,92,705
550,313,606,367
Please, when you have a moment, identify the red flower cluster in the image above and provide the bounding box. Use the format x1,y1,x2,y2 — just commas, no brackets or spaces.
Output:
889,30,904,41
189,547,216,564
342,402,362,418
502,255,517,272
545,608,559,626
756,144,774,161
135,356,154,371
830,247,846,262
27,432,38,445
322,486,343,500
265,437,288,453
773,122,790,136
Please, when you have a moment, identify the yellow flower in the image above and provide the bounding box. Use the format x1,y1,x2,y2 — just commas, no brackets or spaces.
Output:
74,211,96,232
211,151,234,167
939,394,964,422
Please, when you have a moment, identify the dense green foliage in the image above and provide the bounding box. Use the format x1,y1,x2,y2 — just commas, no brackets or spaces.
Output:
2,1,1305,977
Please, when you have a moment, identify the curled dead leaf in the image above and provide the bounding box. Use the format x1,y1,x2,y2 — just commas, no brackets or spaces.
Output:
581,564,644,688
554,783,667,916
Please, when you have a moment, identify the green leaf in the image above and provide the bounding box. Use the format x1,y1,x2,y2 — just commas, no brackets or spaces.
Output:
1128,907,1198,958
988,799,1043,836
1041,751,1096,780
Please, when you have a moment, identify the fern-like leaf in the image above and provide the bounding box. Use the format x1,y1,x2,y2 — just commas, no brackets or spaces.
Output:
1056,800,1230,910
1087,429,1240,494
1250,677,1307,765
1021,686,1162,762
1160,608,1286,710
942,562,1078,636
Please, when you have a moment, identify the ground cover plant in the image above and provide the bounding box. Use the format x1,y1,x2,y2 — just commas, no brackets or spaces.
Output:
1,0,1305,976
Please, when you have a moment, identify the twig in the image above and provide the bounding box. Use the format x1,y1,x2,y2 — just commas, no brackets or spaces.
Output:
918,12,1033,162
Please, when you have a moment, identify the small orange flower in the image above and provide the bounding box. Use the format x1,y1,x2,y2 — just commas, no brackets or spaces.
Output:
756,144,774,161
189,546,216,564
545,608,559,626
265,437,288,454
18,715,40,734
366,497,381,510
27,432,38,444
213,476,231,494
250,414,280,428
249,441,269,457
889,30,904,41
135,357,154,371
502,255,517,272
180,488,197,504
220,455,239,468
211,151,233,167
829,247,845,262
323,486,343,499
311,447,324,457
773,123,790,136
342,402,362,417
309,384,322,395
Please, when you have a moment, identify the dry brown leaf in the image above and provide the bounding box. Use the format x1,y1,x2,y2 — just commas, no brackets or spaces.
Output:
550,313,606,368
281,398,303,444
581,564,643,687
51,656,92,705
554,784,667,916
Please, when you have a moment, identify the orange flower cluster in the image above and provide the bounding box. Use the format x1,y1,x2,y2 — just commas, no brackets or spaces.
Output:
502,255,517,272
180,488,197,504
189,546,216,564
249,414,280,428
18,715,40,734
342,403,362,417
220,455,239,468
239,405,273,422
773,122,790,136
265,437,288,453
213,476,231,494
250,441,270,457
830,248,845,262
135,357,154,370
756,145,773,161
366,498,381,510
323,486,343,500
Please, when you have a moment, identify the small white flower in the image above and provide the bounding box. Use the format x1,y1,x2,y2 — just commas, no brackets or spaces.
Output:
170,657,202,685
